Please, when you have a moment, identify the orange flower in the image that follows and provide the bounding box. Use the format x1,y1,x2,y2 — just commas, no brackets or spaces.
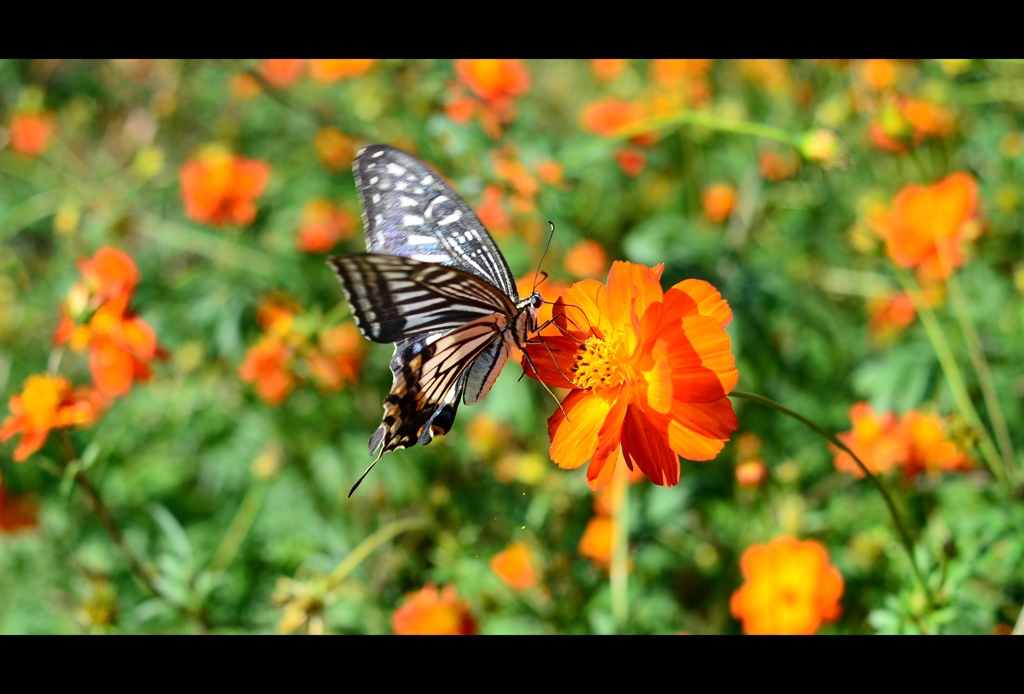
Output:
615,148,646,177
392,584,477,635
591,59,627,82
759,148,800,182
735,458,768,489
491,541,541,592
8,111,56,157
54,247,163,397
578,516,614,569
536,159,563,186
867,291,916,342
734,432,762,458
736,59,790,96
861,59,898,91
524,261,738,490
455,59,530,103
308,59,375,83
179,146,270,227
730,536,844,635
239,336,298,406
579,98,653,145
651,59,712,89
305,323,366,391
563,239,608,280
259,59,306,88
900,98,955,139
475,184,512,237
870,172,978,280
831,402,909,478
296,198,356,253
1,374,104,462
901,411,973,476
230,73,262,99
445,94,477,124
313,126,357,172
702,183,737,223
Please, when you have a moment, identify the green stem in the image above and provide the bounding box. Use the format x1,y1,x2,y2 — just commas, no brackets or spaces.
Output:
610,465,629,631
729,390,936,609
945,272,1018,482
892,267,1007,485
207,478,271,574
327,517,429,588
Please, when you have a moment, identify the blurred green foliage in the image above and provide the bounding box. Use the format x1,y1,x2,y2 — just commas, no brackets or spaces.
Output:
1,59,1023,634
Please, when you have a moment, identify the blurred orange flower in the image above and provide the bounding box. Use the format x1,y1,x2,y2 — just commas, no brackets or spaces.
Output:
296,198,356,253
445,93,477,124
563,239,608,280
867,291,916,342
735,457,768,489
579,98,654,145
54,247,164,398
179,146,270,227
524,261,738,490
578,516,614,569
456,59,530,104
239,336,298,406
870,172,978,280
702,183,737,223
475,184,512,237
313,126,357,172
734,432,762,458
900,97,955,139
259,59,306,88
651,59,712,89
8,110,56,157
901,411,973,476
536,159,563,186
308,59,375,83
305,323,367,392
861,59,898,91
1,374,105,462
392,584,477,635
491,541,541,592
759,148,800,182
230,73,262,99
736,59,790,96
591,59,627,82
615,148,646,177
730,536,844,635
831,402,909,477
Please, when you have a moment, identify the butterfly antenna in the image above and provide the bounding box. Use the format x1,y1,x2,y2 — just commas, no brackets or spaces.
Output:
532,221,557,293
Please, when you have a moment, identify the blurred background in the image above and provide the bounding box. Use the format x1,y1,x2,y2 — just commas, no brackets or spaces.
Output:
1,59,1022,634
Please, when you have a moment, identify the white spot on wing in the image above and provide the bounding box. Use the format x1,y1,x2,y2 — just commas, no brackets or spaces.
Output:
399,196,418,207
407,234,436,245
438,210,462,225
372,194,381,204
386,162,407,176
404,215,424,226
411,254,449,263
372,150,384,158
375,214,383,226
395,181,408,191
421,175,434,185
369,176,379,185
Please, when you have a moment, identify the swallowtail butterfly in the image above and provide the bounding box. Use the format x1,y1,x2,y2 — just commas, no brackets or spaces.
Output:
329,145,545,495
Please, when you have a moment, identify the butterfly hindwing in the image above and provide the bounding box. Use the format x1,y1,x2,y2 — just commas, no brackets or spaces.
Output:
328,254,518,343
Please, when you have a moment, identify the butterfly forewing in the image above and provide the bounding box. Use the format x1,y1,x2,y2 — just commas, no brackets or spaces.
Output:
354,144,520,301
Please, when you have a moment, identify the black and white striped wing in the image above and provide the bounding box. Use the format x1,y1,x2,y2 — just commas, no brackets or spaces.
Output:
328,254,517,343
354,144,520,301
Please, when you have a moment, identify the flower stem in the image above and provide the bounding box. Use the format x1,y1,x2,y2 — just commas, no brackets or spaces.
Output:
207,478,271,575
610,462,630,632
892,267,1008,486
729,390,936,609
616,110,799,147
327,517,430,589
945,272,1018,482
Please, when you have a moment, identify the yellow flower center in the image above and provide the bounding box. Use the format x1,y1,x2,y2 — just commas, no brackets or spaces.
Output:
573,335,626,389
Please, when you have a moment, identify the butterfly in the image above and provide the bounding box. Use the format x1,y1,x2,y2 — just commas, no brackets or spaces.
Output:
328,144,546,496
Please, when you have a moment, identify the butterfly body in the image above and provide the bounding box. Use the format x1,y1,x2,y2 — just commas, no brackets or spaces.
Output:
328,145,543,493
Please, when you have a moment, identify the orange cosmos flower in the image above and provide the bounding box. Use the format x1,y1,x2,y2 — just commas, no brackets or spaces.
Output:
8,110,56,157
490,541,541,592
651,59,712,88
75,246,140,312
296,198,356,253
455,59,530,104
871,172,978,280
861,59,898,91
578,516,615,569
475,184,512,238
563,239,609,280
592,59,628,81
313,126,357,172
1,374,105,462
179,146,270,227
536,159,563,186
392,584,478,635
308,59,375,83
730,536,844,635
305,323,366,392
524,261,738,490
759,148,800,182
579,98,654,145
239,336,298,406
735,458,768,489
258,59,306,88
867,291,916,342
900,411,973,476
702,183,737,223
615,148,646,177
831,402,909,478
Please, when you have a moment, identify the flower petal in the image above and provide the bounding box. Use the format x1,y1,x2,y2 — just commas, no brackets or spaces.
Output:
665,279,733,327
549,389,612,470
555,279,609,339
586,395,628,489
89,335,135,397
522,335,580,389
620,404,680,486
